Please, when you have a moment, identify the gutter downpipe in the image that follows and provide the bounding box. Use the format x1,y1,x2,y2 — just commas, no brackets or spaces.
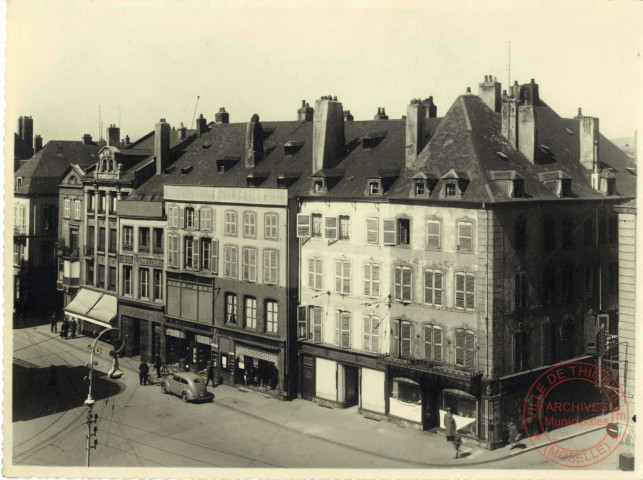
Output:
484,202,489,378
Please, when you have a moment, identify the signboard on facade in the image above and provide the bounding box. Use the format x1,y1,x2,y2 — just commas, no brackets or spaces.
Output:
196,334,214,345
118,255,133,264
140,258,163,268
166,328,186,339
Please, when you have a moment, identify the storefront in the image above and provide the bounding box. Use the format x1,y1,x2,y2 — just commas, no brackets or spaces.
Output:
64,288,117,336
234,344,280,389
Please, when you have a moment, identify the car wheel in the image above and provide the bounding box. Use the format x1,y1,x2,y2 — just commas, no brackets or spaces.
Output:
161,383,168,394
181,391,189,402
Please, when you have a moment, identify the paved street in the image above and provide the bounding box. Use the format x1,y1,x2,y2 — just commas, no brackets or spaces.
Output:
10,325,629,471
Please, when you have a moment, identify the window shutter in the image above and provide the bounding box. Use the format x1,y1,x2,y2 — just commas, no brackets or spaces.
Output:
297,214,311,237
433,327,443,361
179,207,185,228
335,261,342,292
393,321,400,358
455,329,465,366
465,331,475,368
335,311,340,346
424,326,432,360
455,273,464,308
394,267,401,301
363,264,371,297
372,265,380,297
193,238,200,270
427,221,440,248
243,248,249,280
200,208,207,231
341,314,350,349
425,271,434,304
325,217,338,240
313,307,322,343
435,272,443,306
315,258,322,290
211,239,218,274
309,258,315,289
194,208,200,230
371,317,379,353
402,267,412,302
298,306,308,339
383,219,396,245
343,262,351,294
366,218,379,244
401,322,411,358
466,274,475,310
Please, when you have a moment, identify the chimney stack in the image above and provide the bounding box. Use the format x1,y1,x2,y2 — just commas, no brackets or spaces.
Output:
579,115,600,171
125,135,130,146
518,104,537,163
501,90,519,149
34,135,43,153
406,98,427,167
575,107,583,119
343,110,354,122
313,96,345,173
18,116,34,154
82,134,93,145
297,100,314,121
108,124,120,147
245,114,264,169
478,75,502,112
422,97,438,118
374,107,389,120
215,107,230,124
177,122,187,140
518,79,540,106
155,118,171,174
196,114,207,138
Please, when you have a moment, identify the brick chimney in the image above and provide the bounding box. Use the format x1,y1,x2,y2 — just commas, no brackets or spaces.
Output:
196,114,207,138
579,115,599,171
82,134,93,145
177,123,187,140
155,118,171,174
34,135,43,153
313,96,345,173
124,135,130,146
297,100,314,121
501,90,519,149
518,104,537,163
245,114,264,169
422,97,438,118
373,107,389,120
478,75,502,112
406,98,427,167
215,107,230,124
108,124,120,147
519,79,540,106
18,116,34,153
343,110,354,122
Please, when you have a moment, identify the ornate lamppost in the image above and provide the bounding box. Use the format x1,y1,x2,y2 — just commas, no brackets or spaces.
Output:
84,327,125,467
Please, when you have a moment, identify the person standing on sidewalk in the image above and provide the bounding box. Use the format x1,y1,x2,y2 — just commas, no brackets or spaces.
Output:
50,313,57,333
205,361,215,386
70,319,77,339
154,354,162,378
444,407,461,459
139,361,149,386
507,421,519,450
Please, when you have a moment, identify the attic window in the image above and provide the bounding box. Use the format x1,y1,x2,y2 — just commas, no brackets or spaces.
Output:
600,177,616,196
181,166,193,175
362,132,386,149
367,180,381,195
414,182,425,196
283,141,304,156
202,142,211,149
512,179,525,198
496,151,509,160
445,182,457,197
16,177,23,188
565,128,574,135
312,179,325,194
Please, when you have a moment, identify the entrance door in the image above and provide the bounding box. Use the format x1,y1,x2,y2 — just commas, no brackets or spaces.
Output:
343,365,358,406
302,356,314,399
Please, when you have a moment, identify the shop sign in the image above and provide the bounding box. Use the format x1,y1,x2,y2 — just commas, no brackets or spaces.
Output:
118,255,133,264
140,258,163,268
196,334,214,345
166,328,186,339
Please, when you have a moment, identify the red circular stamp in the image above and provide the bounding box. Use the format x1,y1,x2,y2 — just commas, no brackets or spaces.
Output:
522,361,629,468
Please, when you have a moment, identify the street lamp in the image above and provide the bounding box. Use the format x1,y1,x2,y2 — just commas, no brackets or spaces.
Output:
84,327,125,467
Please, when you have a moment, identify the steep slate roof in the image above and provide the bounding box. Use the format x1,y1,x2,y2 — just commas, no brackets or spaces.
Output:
14,141,101,196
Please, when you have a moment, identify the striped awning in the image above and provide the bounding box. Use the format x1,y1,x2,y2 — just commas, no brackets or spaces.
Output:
65,289,117,328
236,345,278,364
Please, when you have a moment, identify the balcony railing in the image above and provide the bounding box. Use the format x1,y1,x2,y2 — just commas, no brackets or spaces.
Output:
84,245,95,257
14,226,26,236
56,239,80,259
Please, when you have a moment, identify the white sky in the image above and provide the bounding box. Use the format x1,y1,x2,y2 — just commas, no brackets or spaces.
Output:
5,0,643,143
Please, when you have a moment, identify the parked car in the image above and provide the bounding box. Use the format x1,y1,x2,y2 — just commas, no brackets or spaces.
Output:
161,372,214,403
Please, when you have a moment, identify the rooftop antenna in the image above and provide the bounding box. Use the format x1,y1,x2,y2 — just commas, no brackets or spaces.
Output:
507,41,512,90
191,96,201,129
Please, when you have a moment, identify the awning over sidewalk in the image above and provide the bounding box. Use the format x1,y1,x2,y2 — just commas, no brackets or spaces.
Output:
65,289,117,328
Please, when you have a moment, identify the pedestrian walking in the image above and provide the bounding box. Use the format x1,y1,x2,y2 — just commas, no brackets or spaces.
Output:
139,361,149,386
444,406,461,459
205,360,215,386
70,319,77,339
60,318,70,339
154,354,162,378
50,313,57,333
507,421,519,450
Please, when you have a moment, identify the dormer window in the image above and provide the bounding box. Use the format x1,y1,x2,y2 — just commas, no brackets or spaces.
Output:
414,182,425,196
600,177,616,196
440,169,468,199
313,180,324,193
445,183,457,197
367,180,381,195
283,141,304,156
512,179,525,198
539,171,572,198
16,177,23,188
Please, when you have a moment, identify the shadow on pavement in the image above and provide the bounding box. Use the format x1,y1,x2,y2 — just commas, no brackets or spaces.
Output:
13,363,124,422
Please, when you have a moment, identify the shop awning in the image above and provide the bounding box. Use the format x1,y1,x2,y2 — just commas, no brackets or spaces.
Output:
65,289,117,328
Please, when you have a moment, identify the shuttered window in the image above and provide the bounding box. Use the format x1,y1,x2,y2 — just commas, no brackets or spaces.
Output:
185,207,195,229
64,198,70,218
391,320,411,358
308,257,323,290
457,222,473,251
243,211,257,238
224,245,238,278
263,249,279,285
225,210,237,236
168,234,179,268
335,260,351,294
427,220,441,249
339,215,350,240
211,239,218,275
363,263,380,298
366,218,379,244
424,270,443,306
297,214,311,237
455,329,475,369
201,238,211,270
242,247,257,282
363,315,380,353
311,214,322,237
200,208,213,231
297,306,308,339
424,325,443,362
383,219,396,245
168,206,179,228
264,212,278,240
334,311,351,348
184,236,194,268
394,266,412,302
311,306,323,343
192,237,200,270
455,272,475,310
325,217,338,240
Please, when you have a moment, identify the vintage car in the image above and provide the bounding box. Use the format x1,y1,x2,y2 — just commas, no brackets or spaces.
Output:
161,372,214,403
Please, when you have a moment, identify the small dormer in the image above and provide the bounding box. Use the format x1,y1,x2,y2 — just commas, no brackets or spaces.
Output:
310,169,344,194
15,177,23,189
247,171,269,187
440,169,469,198
95,146,122,179
216,156,240,174
362,131,386,149
489,170,525,198
599,169,616,196
410,172,438,198
311,177,327,194
538,171,572,198
277,171,300,188
366,178,382,196
284,141,304,156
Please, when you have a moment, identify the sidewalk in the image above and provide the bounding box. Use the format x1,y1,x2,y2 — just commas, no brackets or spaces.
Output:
16,324,627,468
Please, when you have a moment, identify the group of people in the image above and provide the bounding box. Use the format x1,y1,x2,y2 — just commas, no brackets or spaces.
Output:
50,313,77,339
138,354,165,385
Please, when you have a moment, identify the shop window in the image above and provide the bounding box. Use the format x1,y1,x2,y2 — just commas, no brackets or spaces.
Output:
311,306,323,343
264,212,278,240
225,293,237,324
424,270,443,306
123,226,134,251
457,221,473,251
392,320,412,359
123,265,132,296
513,330,529,372
391,378,421,404
514,271,528,311
265,300,278,333
225,210,237,236
335,311,351,348
243,211,257,238
335,259,351,294
394,265,412,303
140,268,150,299
441,391,477,436
424,324,443,362
242,247,257,282
455,329,475,369
366,217,379,244
338,215,350,241
224,245,238,278
153,269,163,301
363,315,380,353
263,249,279,285
363,263,380,298
185,207,195,229
426,220,441,249
244,297,257,329
308,257,323,290
455,272,475,310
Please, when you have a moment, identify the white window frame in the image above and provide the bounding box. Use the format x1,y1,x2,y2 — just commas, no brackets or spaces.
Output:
63,198,70,218
455,328,475,369
424,324,443,362
311,306,323,343
244,296,257,329
201,238,211,271
263,249,279,285
338,215,350,241
366,217,379,245
200,208,213,231
363,315,380,353
140,268,150,299
457,221,473,252
455,272,475,311
308,257,323,291
169,206,179,228
224,245,238,278
426,220,441,249
168,234,179,268
153,269,163,301
242,247,257,282
311,213,323,238
335,259,351,295
123,265,132,296
123,226,134,249
265,300,278,333
225,210,237,236
363,262,380,298
424,269,443,306
243,211,257,238
185,207,195,229
74,200,81,220
394,265,412,303
335,311,351,348
184,236,194,268
264,212,278,240
225,293,237,324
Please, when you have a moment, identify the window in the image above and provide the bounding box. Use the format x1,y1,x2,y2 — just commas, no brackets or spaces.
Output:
515,218,527,251
424,270,443,306
225,293,237,324
87,193,95,213
562,220,574,249
13,241,23,265
363,263,380,298
109,228,117,253
110,194,116,214
311,213,323,237
69,227,79,250
514,271,528,310
225,210,237,236
445,183,457,197
265,300,278,333
87,261,94,285
335,259,351,294
98,227,106,251
391,378,421,405
457,222,473,251
513,330,529,372
335,311,351,348
64,198,70,218
383,219,396,245
153,269,163,301
244,297,257,329
99,193,106,213
200,208,213,231
243,211,256,238
308,257,323,290
393,320,411,358
87,225,95,251
108,266,116,291
123,266,132,296
325,217,338,240
42,205,51,230
366,218,379,244
426,220,441,249
242,247,257,282
608,262,618,294
264,249,278,284
584,218,594,247
201,238,211,270
363,315,380,353
561,264,574,302
608,215,618,245
543,264,558,306
397,218,410,246
224,245,238,278
455,329,475,369
140,268,150,299
139,227,150,252
297,306,308,339
338,215,350,241
414,182,425,196
211,240,219,275
74,200,81,220
264,213,278,240
153,228,163,253
394,266,412,302
168,206,179,228
313,180,323,193
543,218,555,250
311,306,323,342
297,214,311,237
368,181,380,195
185,207,195,228
168,234,179,268
184,236,194,268
455,272,475,310
424,325,443,362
